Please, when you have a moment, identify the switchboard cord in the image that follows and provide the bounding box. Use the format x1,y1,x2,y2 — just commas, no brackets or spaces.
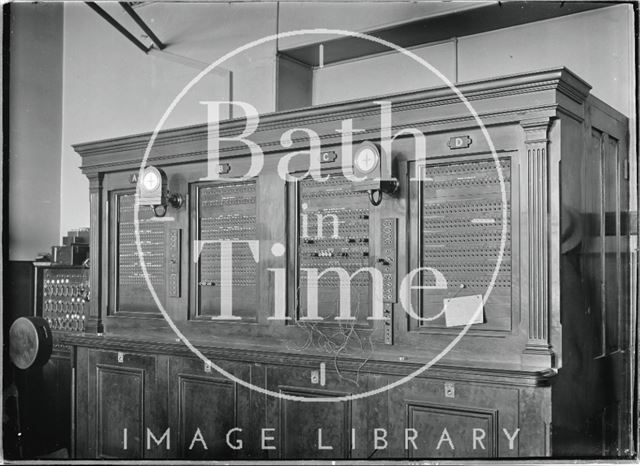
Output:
287,285,378,386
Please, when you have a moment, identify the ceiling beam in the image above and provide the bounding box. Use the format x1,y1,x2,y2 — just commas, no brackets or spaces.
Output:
86,2,150,54
121,2,165,50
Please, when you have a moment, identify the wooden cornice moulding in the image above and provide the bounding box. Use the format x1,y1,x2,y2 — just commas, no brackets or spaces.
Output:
74,105,562,176
520,117,553,143
73,67,591,175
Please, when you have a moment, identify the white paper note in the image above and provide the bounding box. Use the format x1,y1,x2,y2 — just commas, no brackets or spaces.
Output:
443,294,484,327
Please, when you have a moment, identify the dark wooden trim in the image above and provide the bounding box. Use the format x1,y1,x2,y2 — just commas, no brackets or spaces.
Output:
61,333,554,387
70,344,77,458
88,173,104,334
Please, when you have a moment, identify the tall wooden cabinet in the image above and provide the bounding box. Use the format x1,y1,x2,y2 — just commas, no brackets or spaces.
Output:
65,67,633,459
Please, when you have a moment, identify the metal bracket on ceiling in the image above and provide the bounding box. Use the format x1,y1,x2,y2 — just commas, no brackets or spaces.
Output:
121,2,165,50
85,2,165,54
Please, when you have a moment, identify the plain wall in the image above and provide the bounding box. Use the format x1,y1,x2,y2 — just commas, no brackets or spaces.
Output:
59,2,278,239
8,3,64,260
313,40,457,104
55,1,492,239
313,5,633,117
457,4,633,117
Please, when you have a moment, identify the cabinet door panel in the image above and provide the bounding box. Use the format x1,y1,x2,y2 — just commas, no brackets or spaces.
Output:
388,376,521,458
279,386,351,459
87,350,168,459
168,357,258,460
96,365,144,458
406,402,496,458
265,363,388,460
177,375,235,459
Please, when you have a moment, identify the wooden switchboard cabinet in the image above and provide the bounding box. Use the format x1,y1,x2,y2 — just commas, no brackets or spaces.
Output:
66,68,633,460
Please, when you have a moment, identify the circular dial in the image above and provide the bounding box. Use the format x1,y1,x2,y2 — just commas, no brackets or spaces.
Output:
354,146,379,174
142,170,160,191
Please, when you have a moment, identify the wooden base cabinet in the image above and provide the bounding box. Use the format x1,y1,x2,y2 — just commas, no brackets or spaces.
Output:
68,336,553,460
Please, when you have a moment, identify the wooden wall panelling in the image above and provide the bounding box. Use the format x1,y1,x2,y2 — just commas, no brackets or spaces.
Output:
551,99,632,457
616,121,633,457
550,113,596,457
586,101,632,457
603,134,621,353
